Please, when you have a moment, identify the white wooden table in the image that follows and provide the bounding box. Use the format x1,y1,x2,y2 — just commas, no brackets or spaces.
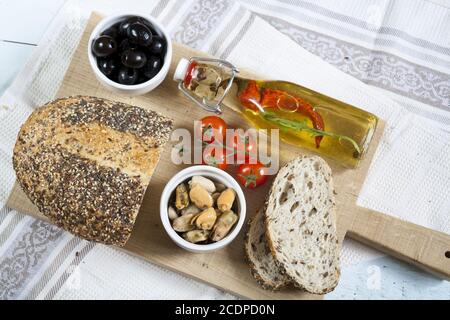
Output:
0,0,449,300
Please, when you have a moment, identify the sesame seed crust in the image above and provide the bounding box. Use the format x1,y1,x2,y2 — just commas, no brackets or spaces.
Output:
13,96,173,246
60,96,173,147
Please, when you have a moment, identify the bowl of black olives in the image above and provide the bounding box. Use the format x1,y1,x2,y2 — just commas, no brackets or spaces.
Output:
88,13,172,95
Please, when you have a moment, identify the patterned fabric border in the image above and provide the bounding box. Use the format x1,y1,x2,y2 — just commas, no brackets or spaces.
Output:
171,0,232,48
0,217,63,299
260,14,450,112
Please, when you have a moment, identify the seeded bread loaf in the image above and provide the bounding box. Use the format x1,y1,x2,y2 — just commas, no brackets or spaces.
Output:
13,96,173,246
264,156,340,294
245,209,290,290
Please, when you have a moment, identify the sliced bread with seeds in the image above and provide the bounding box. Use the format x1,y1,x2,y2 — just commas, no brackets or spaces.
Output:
245,209,290,290
264,155,340,294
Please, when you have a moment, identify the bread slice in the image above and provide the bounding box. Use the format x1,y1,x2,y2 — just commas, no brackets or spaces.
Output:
13,96,173,246
245,209,290,290
264,156,340,294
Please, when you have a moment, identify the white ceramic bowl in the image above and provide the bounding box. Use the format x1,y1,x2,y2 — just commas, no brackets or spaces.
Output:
160,166,246,253
87,12,172,95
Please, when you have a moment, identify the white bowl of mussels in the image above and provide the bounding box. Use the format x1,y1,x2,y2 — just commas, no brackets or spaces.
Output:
160,165,246,253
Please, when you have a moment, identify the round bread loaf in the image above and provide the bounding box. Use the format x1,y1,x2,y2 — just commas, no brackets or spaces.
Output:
13,96,173,246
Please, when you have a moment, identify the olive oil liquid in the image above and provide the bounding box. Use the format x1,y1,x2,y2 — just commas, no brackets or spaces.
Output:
232,79,378,168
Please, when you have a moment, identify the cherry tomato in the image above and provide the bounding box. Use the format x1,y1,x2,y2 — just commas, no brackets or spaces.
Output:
228,132,257,163
202,147,228,170
236,161,268,188
197,116,227,144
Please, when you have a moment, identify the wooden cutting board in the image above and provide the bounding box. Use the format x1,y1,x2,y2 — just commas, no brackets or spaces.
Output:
7,13,450,299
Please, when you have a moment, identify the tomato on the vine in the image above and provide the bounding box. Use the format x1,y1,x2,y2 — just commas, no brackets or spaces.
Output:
202,147,228,170
236,161,268,188
197,116,227,144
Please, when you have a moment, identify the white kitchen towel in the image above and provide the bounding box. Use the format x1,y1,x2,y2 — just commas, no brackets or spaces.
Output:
240,0,450,153
0,0,449,299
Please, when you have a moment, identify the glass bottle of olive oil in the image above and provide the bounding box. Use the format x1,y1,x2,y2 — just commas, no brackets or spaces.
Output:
174,57,378,168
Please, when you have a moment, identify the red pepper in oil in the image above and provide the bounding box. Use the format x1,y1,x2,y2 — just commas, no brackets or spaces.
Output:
239,80,325,148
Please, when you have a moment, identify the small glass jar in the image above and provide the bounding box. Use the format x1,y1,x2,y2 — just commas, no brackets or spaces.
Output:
173,57,239,114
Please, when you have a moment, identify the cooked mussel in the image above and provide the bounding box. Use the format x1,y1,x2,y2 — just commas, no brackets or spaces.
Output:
191,207,217,230
175,183,189,210
183,230,210,243
189,176,216,193
168,206,178,220
217,188,236,212
181,204,201,216
210,210,238,241
189,185,213,209
172,213,195,232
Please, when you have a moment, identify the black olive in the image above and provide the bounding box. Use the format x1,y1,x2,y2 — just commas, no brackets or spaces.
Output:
117,67,138,85
92,35,117,57
137,74,150,84
140,19,157,35
122,49,147,68
118,17,142,37
101,23,119,38
143,55,162,79
118,39,137,54
97,58,118,77
127,22,153,46
148,36,165,55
